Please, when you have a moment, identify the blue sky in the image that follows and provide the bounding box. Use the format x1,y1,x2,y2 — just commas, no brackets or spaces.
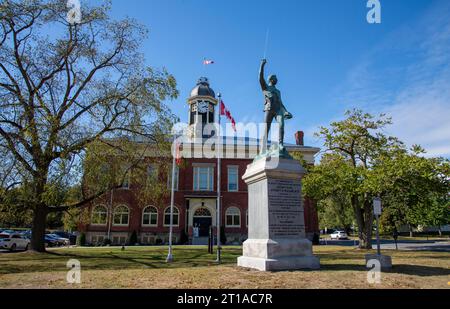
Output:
109,0,450,158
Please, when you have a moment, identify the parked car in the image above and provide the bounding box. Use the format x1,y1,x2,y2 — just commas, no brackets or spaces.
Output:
0,233,30,251
53,231,77,245
330,230,349,240
46,234,69,246
44,235,59,247
20,231,62,247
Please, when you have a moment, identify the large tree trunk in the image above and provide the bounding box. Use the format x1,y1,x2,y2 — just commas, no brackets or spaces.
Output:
409,225,414,238
30,206,48,252
353,196,373,249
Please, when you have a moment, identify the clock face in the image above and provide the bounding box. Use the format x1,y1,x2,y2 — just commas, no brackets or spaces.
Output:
197,101,209,113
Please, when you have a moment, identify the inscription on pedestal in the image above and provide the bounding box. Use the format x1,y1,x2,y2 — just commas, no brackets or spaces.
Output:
268,179,304,238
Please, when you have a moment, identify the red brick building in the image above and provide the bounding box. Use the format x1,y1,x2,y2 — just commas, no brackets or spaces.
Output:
81,77,320,246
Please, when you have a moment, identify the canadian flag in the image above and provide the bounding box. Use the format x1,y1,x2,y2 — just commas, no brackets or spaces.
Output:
175,141,182,166
203,59,215,65
220,100,236,132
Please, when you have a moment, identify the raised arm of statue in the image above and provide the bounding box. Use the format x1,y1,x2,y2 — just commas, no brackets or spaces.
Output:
259,59,268,91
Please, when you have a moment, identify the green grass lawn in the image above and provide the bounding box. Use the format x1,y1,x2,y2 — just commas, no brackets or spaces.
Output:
0,246,448,289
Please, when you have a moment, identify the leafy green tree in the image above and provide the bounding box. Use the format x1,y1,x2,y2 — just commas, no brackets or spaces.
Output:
0,0,178,251
371,147,450,236
317,197,354,234
425,194,450,236
0,187,33,228
304,110,403,249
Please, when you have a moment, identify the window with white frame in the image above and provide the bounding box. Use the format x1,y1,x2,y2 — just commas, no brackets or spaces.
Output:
112,236,127,245
91,205,108,225
225,207,241,227
227,166,239,192
167,165,179,191
113,205,129,226
193,166,214,191
142,206,158,226
91,235,105,245
164,206,179,226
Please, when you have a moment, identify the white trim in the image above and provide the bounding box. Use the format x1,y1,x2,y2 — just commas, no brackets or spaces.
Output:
142,205,158,227
112,204,130,226
163,206,180,227
225,206,241,228
192,163,216,167
193,207,212,218
188,200,217,227
91,204,108,226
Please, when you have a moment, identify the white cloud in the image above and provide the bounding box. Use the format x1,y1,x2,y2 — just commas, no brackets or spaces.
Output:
334,1,450,158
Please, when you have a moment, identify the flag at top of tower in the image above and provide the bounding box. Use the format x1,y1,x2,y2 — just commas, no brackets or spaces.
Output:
203,59,214,65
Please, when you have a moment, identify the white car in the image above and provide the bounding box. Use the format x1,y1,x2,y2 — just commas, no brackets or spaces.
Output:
330,231,348,240
0,233,30,251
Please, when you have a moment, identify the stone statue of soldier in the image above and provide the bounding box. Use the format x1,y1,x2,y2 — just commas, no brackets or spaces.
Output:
259,59,292,155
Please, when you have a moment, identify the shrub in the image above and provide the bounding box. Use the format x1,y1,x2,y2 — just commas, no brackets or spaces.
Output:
220,226,227,245
129,230,138,245
179,230,188,245
76,233,86,246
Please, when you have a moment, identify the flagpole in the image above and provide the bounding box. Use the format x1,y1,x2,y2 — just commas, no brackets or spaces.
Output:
216,93,222,263
166,132,177,263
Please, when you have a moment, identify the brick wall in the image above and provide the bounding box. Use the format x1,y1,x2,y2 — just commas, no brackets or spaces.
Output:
81,157,319,243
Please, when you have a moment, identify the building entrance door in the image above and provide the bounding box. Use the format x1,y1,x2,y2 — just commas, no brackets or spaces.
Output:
193,207,213,237
193,217,212,237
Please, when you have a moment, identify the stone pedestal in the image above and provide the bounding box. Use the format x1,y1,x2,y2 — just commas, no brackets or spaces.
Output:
237,157,320,271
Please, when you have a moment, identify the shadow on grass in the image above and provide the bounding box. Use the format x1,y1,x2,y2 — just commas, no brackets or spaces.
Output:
320,263,450,277
0,247,242,275
386,264,450,277
1,247,447,278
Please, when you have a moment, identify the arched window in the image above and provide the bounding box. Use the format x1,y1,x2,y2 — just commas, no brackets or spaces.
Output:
226,207,241,227
142,206,158,227
193,208,212,217
113,205,129,226
164,206,179,226
91,205,108,225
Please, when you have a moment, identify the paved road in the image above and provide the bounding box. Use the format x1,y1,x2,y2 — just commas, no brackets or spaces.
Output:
1,240,449,253
319,239,450,252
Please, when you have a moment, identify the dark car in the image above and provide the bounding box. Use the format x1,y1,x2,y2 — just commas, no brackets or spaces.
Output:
45,234,65,246
53,231,77,245
22,232,59,247
44,235,59,247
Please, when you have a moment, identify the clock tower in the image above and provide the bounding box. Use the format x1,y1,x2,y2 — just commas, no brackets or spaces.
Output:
187,77,218,139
